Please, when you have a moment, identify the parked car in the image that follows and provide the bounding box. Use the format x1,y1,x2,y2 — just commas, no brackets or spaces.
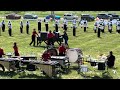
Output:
81,14,95,21
23,14,38,19
64,13,78,20
6,13,21,19
108,13,120,20
96,13,111,19
45,15,61,20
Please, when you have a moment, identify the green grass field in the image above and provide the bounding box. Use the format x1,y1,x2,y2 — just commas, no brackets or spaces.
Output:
0,11,120,79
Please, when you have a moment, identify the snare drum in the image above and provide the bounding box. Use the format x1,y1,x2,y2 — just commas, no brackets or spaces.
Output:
66,48,83,63
80,65,88,72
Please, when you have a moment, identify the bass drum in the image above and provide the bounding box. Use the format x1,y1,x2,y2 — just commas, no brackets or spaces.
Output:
46,48,58,56
66,48,83,63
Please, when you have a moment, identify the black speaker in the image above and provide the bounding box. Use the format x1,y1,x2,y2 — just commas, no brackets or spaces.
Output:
98,62,105,70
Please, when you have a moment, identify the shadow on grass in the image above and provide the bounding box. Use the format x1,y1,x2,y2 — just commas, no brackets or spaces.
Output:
79,71,113,79
0,71,18,78
18,73,50,79
18,71,62,79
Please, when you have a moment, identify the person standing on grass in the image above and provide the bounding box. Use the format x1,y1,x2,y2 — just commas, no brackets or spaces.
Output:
45,20,49,32
116,21,120,33
26,20,29,34
2,20,5,32
107,20,113,33
83,19,88,32
13,42,20,56
107,51,115,68
8,21,12,36
20,21,23,33
97,24,101,38
62,31,69,46
55,20,59,32
29,28,38,46
38,19,42,31
93,21,98,33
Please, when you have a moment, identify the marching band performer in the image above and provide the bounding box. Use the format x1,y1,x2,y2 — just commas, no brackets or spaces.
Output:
73,24,76,36
83,19,88,32
8,21,12,36
45,20,49,32
93,21,98,33
62,19,68,31
20,20,23,33
72,18,77,25
71,21,77,36
26,20,29,34
38,19,42,31
99,19,105,33
55,20,59,32
97,22,102,38
2,20,5,32
116,20,120,33
107,20,113,33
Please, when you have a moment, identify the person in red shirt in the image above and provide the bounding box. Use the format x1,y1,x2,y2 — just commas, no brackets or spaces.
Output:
29,28,38,46
47,30,55,45
0,48,5,58
13,42,20,56
42,50,51,61
58,42,66,56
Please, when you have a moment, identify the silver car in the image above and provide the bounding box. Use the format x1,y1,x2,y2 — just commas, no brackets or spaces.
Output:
64,13,78,20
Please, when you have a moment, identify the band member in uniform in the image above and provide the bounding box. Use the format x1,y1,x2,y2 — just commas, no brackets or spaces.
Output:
55,20,59,32
99,19,105,33
62,31,69,46
107,20,113,33
107,51,115,68
47,30,55,46
83,19,88,32
72,23,77,36
38,19,42,31
94,21,98,33
0,47,5,58
97,24,101,38
29,28,38,46
8,21,12,36
63,20,68,31
42,50,51,61
116,21,120,33
58,42,66,56
2,20,5,32
13,42,20,56
20,21,23,33
26,20,29,34
45,20,49,32
37,31,42,46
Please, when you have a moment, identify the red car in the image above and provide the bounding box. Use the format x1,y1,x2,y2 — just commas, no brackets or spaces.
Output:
6,13,21,19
